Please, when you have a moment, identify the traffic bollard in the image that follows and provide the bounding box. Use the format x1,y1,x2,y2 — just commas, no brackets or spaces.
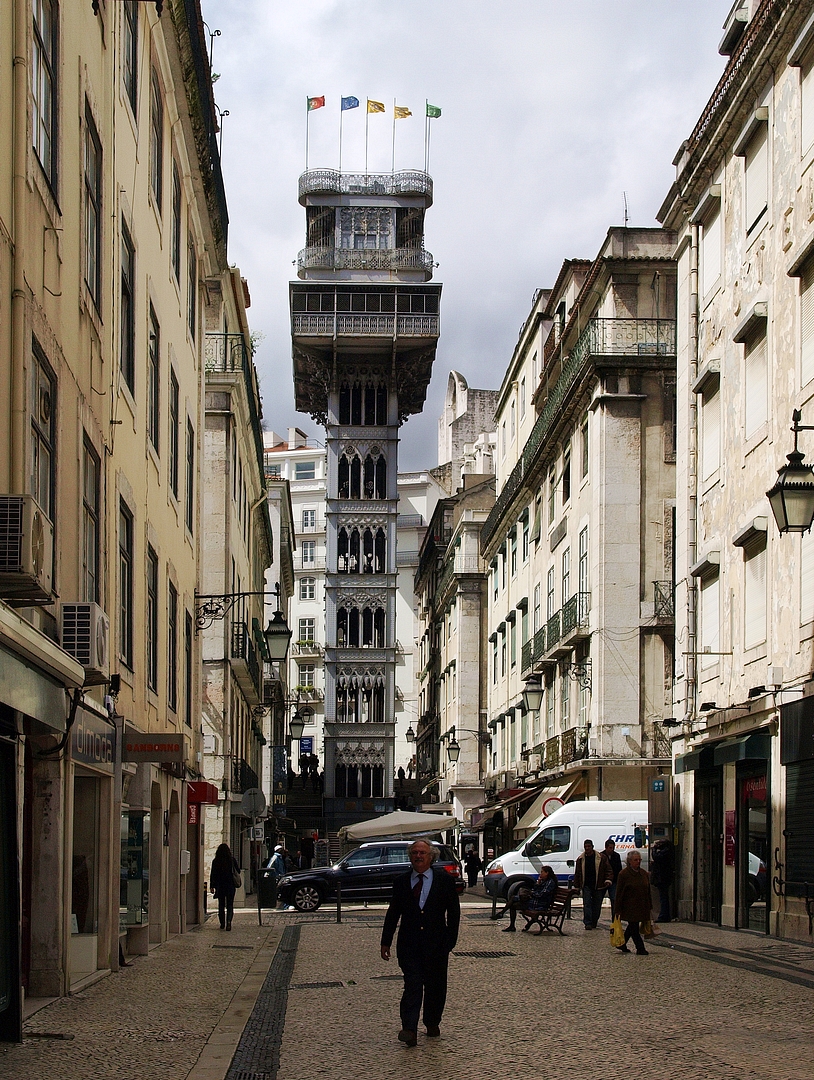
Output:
336,881,342,923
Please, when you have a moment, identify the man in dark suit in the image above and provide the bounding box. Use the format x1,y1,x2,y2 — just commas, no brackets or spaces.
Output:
380,839,460,1047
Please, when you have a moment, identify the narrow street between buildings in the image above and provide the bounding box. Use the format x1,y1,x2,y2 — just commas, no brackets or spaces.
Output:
2,895,812,1080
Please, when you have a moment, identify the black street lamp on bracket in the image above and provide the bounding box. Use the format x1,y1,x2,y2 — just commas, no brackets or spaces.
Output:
767,409,814,534
521,673,544,713
444,726,491,763
194,582,292,663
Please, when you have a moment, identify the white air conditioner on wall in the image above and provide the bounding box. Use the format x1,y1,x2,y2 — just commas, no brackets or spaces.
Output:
0,494,53,603
61,602,110,683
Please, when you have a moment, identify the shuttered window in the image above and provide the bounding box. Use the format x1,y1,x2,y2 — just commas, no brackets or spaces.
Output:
803,59,814,156
744,123,768,233
801,258,814,387
744,332,768,438
701,385,720,480
744,541,767,650
801,531,814,626
700,574,719,668
701,208,721,295
786,761,814,892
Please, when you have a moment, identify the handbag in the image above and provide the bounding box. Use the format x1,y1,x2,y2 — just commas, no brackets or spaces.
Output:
610,915,625,948
232,864,242,889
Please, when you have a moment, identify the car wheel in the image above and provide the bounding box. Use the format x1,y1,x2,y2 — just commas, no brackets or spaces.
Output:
292,884,322,912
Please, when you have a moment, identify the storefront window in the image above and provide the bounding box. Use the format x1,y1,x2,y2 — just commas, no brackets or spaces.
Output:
120,809,150,928
738,770,768,933
72,776,99,935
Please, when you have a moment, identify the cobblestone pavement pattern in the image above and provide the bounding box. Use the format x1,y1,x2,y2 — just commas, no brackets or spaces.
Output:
2,901,813,1080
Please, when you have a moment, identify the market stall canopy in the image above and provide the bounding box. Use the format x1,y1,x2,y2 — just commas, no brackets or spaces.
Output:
339,809,457,841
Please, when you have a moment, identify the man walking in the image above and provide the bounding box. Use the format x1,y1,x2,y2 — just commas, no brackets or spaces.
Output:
572,839,613,929
380,839,460,1048
603,837,623,919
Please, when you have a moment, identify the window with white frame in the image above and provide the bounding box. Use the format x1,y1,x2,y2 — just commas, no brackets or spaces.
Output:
699,573,720,669
744,120,768,234
801,257,814,387
562,444,571,505
546,674,556,739
295,460,316,480
578,527,589,596
492,636,498,684
297,663,315,688
33,0,57,186
300,577,316,601
501,421,506,458
701,205,722,296
302,508,316,530
301,540,316,566
560,665,570,730
547,566,555,619
581,415,589,479
522,517,529,561
298,617,315,643
150,68,164,210
701,382,721,480
561,547,571,605
84,105,102,309
533,583,541,633
520,377,526,418
744,330,768,439
548,467,556,524
510,401,516,442
743,540,767,650
122,1,138,114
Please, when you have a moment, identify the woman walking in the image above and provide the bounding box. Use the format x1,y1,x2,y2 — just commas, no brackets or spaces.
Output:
614,850,652,955
210,843,240,931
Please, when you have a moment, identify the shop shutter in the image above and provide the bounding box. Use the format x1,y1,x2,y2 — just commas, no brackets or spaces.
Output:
701,385,720,480
785,760,814,893
801,530,814,626
801,257,814,387
744,333,768,438
744,543,767,650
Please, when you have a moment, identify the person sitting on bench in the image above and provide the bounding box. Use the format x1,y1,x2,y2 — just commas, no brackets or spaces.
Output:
503,865,558,932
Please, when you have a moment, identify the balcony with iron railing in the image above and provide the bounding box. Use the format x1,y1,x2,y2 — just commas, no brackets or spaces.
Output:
205,333,265,480
397,514,425,529
230,622,262,703
292,311,440,339
298,169,433,204
232,757,259,795
561,592,590,643
296,518,326,535
292,640,324,656
545,735,560,770
653,580,675,620
297,246,434,276
561,727,589,765
294,555,326,571
481,317,676,551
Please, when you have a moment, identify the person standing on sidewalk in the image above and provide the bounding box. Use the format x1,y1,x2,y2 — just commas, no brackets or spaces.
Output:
210,843,240,931
615,850,653,955
650,838,674,922
380,840,460,1048
603,838,623,918
463,849,482,889
572,839,613,929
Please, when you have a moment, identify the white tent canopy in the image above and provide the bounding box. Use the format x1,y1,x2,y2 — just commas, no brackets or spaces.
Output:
339,809,457,841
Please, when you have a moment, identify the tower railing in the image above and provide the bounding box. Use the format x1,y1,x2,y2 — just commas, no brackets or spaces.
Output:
292,312,440,338
297,246,434,274
298,169,433,203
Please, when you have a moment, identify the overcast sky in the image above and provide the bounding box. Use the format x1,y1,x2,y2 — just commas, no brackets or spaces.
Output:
201,0,732,470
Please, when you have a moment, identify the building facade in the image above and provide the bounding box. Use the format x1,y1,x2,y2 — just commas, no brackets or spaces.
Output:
0,0,228,1036
290,167,441,833
479,231,677,848
659,0,814,940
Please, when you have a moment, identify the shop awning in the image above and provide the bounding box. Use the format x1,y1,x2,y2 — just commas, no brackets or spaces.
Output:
713,731,771,765
513,780,580,835
674,746,716,774
187,781,220,804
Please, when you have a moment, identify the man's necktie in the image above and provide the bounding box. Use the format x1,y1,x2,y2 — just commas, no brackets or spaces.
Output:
412,873,424,903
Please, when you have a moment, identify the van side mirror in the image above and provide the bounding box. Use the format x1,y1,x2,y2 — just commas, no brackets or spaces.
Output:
634,826,646,849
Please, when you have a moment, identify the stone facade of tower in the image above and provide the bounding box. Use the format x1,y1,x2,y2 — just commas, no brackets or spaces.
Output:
290,169,441,830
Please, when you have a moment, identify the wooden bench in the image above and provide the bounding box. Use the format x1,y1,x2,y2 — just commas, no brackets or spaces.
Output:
507,884,574,935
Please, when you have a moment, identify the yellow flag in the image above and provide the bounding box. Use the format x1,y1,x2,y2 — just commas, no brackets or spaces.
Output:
394,105,412,119
367,99,385,114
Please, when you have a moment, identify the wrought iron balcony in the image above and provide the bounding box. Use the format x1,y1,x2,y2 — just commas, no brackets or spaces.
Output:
296,518,326,535
297,246,434,275
546,612,561,649
652,727,672,758
298,169,433,204
232,757,259,795
294,554,326,571
653,580,675,619
561,727,589,765
561,592,590,640
230,622,262,702
545,735,560,770
292,640,323,656
521,639,533,673
292,312,439,339
533,626,546,662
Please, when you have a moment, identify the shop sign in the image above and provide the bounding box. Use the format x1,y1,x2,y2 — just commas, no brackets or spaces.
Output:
188,803,199,825
72,710,115,772
299,736,314,754
724,810,736,866
123,732,187,763
743,775,767,803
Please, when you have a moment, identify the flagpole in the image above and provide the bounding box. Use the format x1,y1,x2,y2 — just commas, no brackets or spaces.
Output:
391,98,397,173
427,111,432,174
339,103,344,174
365,101,369,175
424,99,428,173
306,96,310,172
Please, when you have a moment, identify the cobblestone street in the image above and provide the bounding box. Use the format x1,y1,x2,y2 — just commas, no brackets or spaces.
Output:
2,898,813,1080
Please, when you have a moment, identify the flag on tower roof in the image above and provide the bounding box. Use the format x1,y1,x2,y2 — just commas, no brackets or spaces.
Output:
341,96,359,111
394,105,412,119
426,103,442,118
367,99,385,114
307,96,325,111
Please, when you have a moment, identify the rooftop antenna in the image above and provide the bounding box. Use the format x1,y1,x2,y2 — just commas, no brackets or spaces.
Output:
623,191,629,228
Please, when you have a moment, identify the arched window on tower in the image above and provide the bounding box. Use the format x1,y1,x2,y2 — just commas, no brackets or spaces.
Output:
375,528,386,573
350,454,361,499
338,455,350,499
376,383,387,425
339,383,351,425
338,528,349,572
348,607,360,647
363,455,375,499
363,528,374,574
351,382,363,425
349,528,360,573
364,383,376,425
337,607,348,646
362,607,374,646
374,608,385,647
375,454,386,498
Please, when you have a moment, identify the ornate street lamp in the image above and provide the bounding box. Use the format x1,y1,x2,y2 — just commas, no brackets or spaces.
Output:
767,410,814,534
446,737,461,763
405,724,416,743
289,713,305,741
264,608,293,661
521,673,544,713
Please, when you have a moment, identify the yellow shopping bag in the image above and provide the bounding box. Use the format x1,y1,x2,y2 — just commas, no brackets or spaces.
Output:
610,916,625,947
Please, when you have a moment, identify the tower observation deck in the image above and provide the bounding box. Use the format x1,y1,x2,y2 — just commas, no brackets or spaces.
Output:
290,169,441,830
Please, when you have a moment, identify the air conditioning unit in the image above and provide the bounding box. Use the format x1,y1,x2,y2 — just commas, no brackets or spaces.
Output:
0,494,53,603
527,753,542,772
61,602,110,683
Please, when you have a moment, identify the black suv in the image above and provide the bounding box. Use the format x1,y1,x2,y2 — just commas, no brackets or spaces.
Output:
271,841,465,912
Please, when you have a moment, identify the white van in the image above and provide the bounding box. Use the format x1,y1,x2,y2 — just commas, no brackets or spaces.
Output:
484,800,649,899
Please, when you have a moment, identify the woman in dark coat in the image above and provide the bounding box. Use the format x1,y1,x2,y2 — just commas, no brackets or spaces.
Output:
210,843,240,931
464,849,483,888
614,850,652,954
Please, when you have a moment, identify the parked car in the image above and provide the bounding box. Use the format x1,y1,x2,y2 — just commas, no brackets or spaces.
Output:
270,840,464,912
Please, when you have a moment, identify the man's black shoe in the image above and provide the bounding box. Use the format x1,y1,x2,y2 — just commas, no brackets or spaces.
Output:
425,1026,441,1037
398,1029,417,1047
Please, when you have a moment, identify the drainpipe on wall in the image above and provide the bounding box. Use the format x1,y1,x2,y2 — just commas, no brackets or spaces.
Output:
10,0,28,491
683,224,700,731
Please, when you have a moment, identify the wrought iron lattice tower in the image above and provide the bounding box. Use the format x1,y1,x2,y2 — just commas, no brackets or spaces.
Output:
290,169,440,831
